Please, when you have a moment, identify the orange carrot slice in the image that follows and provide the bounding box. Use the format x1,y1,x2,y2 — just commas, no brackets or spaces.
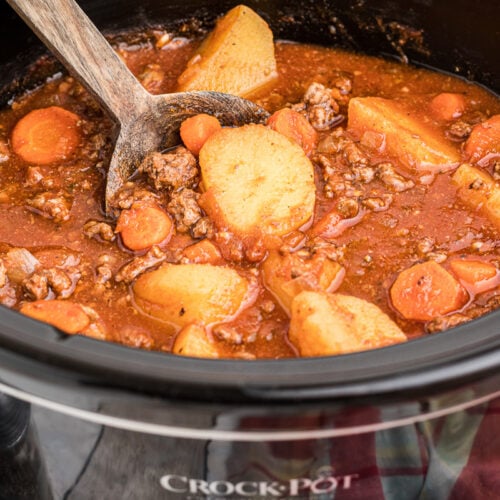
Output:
20,300,90,334
390,260,468,321
464,114,500,165
180,113,222,156
182,239,222,264
450,259,499,294
267,108,318,156
11,106,80,165
309,208,363,239
450,259,497,283
429,93,466,121
116,203,172,251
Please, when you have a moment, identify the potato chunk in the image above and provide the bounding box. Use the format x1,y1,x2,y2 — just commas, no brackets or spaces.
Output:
262,250,344,314
199,124,315,240
452,163,500,229
177,5,278,97
289,291,407,356
173,323,219,358
348,97,460,172
133,263,251,327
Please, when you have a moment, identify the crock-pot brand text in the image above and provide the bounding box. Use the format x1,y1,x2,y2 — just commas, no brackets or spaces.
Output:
160,468,359,497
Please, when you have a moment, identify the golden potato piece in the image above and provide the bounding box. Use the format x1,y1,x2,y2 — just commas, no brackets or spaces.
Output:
348,97,460,172
289,291,407,357
173,323,219,358
452,163,500,229
199,124,315,240
262,250,344,314
177,5,278,97
133,263,251,327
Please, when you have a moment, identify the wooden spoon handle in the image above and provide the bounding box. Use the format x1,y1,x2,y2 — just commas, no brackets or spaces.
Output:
6,0,150,125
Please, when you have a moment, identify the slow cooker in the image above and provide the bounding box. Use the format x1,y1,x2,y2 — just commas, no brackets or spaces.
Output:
0,0,499,498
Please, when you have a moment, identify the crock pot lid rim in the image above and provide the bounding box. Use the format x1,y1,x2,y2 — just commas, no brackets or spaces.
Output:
0,306,499,402
1,379,500,441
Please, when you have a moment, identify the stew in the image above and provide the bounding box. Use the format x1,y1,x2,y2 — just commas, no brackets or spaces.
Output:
0,6,499,359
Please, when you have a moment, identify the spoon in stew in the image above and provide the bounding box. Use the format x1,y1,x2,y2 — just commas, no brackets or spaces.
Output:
7,0,269,214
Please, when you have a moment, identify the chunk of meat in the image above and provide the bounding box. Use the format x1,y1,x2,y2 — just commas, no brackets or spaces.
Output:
446,120,473,141
139,147,198,191
138,63,165,93
303,82,341,131
22,267,80,300
26,192,72,222
376,163,415,192
115,246,168,284
83,220,116,242
167,188,203,233
3,248,41,283
191,216,215,239
111,182,160,210
426,295,500,333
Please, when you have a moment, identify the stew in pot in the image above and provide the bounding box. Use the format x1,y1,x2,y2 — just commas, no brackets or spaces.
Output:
0,6,499,359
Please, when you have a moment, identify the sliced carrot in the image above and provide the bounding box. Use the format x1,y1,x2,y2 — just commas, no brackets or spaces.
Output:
180,113,222,156
267,108,318,156
429,93,466,121
20,299,90,334
450,259,497,283
182,239,222,264
449,259,499,294
309,208,363,239
464,114,500,165
309,210,343,238
11,106,81,165
390,260,469,321
116,203,172,251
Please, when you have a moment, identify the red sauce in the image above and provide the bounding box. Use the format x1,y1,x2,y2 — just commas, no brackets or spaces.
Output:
0,33,499,359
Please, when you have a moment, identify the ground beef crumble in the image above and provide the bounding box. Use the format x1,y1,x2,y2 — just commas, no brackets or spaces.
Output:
115,246,169,284
167,188,203,233
26,192,73,223
139,146,198,191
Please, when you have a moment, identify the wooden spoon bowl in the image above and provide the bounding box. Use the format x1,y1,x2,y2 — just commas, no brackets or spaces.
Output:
7,0,269,213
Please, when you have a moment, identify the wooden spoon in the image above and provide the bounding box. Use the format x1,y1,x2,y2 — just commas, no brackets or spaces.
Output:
7,0,269,214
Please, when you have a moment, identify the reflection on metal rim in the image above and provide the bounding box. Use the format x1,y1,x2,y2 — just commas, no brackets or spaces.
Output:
0,381,499,442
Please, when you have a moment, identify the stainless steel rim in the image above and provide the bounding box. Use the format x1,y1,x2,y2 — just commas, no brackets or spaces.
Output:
1,381,498,442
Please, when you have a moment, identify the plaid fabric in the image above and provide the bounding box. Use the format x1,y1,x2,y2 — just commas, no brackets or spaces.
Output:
206,398,500,500
449,398,500,499
328,399,495,500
